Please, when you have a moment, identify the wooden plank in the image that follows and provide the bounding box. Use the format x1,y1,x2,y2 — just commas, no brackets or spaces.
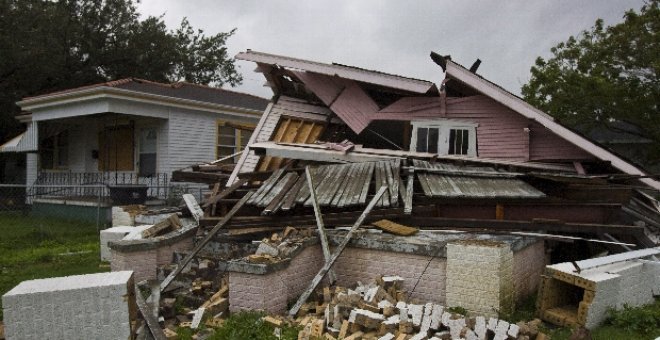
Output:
304,165,341,207
342,162,367,207
248,168,285,205
390,160,401,207
336,162,362,208
372,219,418,236
134,285,168,340
296,166,327,204
413,160,433,197
203,177,249,208
305,167,336,283
288,186,388,317
374,161,386,207
280,175,307,210
331,162,358,207
208,183,221,216
183,194,204,223
318,165,350,206
257,172,298,207
357,162,376,205
263,172,300,214
161,191,254,292
404,168,414,214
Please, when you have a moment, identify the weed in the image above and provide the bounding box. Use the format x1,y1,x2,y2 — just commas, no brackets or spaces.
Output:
208,311,299,340
605,300,660,336
446,306,468,316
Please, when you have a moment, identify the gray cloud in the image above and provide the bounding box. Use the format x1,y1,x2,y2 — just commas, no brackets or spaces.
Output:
137,0,644,99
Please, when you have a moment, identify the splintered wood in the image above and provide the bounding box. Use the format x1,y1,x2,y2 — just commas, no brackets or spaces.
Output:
289,276,547,340
371,219,419,236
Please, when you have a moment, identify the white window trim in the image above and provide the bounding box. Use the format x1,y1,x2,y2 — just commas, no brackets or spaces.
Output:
410,119,478,156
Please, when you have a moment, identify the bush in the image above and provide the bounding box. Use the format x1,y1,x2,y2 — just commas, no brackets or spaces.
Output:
606,302,660,336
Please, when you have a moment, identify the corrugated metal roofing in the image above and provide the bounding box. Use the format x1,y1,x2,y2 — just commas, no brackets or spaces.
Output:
413,159,545,199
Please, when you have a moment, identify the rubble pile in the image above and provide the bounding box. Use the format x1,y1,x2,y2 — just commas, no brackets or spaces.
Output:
273,276,549,340
247,227,315,264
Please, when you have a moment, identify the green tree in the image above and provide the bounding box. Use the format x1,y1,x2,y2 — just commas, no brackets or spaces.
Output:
0,0,242,142
522,0,659,167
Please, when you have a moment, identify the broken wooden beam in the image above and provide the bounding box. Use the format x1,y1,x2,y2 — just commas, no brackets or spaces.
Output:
306,166,336,284
160,191,254,292
202,177,250,209
288,186,388,317
134,285,167,340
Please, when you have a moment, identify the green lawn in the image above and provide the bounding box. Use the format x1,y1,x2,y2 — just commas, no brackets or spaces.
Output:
0,212,108,321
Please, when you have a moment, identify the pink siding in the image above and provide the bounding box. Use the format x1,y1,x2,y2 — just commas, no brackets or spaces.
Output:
529,122,593,161
375,95,593,162
293,72,379,134
329,81,380,134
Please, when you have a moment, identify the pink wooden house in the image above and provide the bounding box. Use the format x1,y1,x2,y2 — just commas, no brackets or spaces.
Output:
228,50,659,192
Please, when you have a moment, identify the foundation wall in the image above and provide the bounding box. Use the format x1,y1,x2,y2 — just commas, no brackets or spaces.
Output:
333,248,447,304
513,240,546,302
229,246,325,314
110,235,193,282
227,240,546,315
2,271,136,340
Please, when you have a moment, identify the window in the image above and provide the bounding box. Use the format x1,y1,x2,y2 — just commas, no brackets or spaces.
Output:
40,130,68,169
411,120,477,156
138,128,157,176
217,121,255,161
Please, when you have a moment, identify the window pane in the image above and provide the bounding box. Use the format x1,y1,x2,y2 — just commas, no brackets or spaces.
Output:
240,131,251,148
448,129,456,154
217,146,235,157
461,129,469,154
416,128,428,152
218,126,234,135
427,128,438,154
218,135,235,145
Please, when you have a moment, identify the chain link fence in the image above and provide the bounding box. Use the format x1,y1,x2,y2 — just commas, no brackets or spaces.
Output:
0,183,207,229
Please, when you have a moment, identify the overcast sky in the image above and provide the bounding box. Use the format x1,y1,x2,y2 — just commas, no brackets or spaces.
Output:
137,0,645,99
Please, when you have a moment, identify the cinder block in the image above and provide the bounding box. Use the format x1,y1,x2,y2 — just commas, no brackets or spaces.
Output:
2,271,135,340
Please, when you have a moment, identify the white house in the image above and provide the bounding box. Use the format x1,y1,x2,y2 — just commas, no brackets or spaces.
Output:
1,78,268,201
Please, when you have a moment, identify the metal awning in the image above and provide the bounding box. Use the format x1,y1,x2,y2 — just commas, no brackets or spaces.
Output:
0,122,38,152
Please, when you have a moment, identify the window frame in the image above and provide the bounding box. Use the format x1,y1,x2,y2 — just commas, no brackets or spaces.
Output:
410,120,478,156
39,130,69,170
216,120,256,160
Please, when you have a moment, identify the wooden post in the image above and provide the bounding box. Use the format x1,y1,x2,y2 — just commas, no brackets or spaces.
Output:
183,194,204,223
288,186,388,317
495,204,504,220
305,167,337,284
160,191,254,292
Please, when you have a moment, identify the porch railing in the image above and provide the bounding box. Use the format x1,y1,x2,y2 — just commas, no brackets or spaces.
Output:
31,172,169,199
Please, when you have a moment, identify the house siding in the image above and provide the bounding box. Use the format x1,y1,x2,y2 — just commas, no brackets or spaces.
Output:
377,95,593,162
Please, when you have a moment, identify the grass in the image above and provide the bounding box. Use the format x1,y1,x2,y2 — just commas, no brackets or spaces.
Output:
0,212,108,321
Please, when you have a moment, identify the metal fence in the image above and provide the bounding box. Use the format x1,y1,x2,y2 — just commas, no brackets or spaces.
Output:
33,172,170,199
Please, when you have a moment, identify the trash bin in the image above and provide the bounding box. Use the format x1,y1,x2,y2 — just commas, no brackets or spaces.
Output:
107,184,148,205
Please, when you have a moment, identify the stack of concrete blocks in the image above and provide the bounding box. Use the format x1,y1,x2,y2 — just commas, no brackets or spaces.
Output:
2,271,136,340
100,225,150,261
445,240,514,317
539,247,660,329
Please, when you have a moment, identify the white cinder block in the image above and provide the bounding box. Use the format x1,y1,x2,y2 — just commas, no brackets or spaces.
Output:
99,226,138,261
2,271,135,340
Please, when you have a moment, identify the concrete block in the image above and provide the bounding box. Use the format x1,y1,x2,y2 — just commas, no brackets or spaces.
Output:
2,271,135,340
100,226,142,261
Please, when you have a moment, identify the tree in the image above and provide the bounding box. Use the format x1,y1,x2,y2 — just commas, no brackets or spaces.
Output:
522,0,659,167
0,0,242,142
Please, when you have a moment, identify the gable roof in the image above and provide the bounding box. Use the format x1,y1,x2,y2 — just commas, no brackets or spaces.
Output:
236,50,437,94
19,78,269,112
443,59,660,191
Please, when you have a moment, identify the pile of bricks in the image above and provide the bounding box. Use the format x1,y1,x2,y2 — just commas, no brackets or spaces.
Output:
268,276,548,340
246,226,314,264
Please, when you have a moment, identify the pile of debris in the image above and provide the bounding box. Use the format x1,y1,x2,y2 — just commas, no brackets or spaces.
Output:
263,276,548,340
247,227,314,264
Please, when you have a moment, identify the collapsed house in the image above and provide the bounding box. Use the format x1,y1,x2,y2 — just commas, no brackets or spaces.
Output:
4,51,660,339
